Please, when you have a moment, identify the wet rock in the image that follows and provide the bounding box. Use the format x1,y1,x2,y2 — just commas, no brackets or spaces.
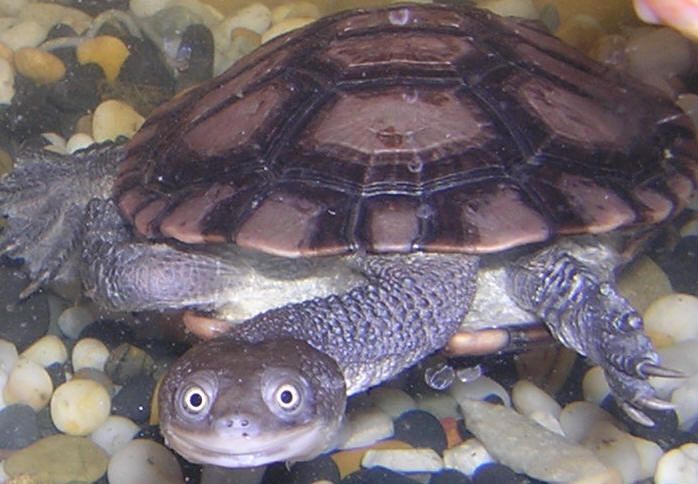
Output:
4,434,108,482
394,410,447,455
511,380,561,419
655,443,698,483
339,406,394,450
48,63,103,116
644,293,698,346
443,438,494,476
0,338,18,372
107,438,184,484
50,379,111,435
92,99,145,142
429,468,472,484
44,361,68,389
14,47,66,84
341,465,419,484
263,454,340,483
0,20,49,50
111,373,155,424
472,463,525,484
90,415,140,455
0,58,14,104
0,404,39,449
369,387,416,418
21,334,68,367
77,36,130,82
105,343,155,385
655,236,698,294
72,337,110,372
261,16,314,43
175,23,214,90
449,377,511,408
362,448,443,473
3,357,53,411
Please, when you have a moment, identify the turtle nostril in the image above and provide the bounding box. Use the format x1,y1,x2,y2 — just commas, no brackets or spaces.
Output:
240,418,249,427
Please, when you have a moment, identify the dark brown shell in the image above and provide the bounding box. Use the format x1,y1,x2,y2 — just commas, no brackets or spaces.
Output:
115,3,698,257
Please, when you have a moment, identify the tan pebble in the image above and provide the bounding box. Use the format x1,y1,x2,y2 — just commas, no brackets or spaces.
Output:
230,2,272,34
0,57,13,105
478,0,539,19
51,379,111,435
644,293,698,345
5,434,108,482
560,401,616,443
581,422,643,483
443,438,493,475
262,16,314,43
617,255,672,316
0,41,12,63
21,334,68,367
0,20,49,50
655,443,698,483
338,406,394,450
271,1,320,24
230,26,261,54
556,15,604,52
66,132,95,153
0,0,29,16
77,36,130,81
92,99,145,142
57,305,97,339
107,439,183,484
582,366,609,405
73,368,115,396
129,0,173,17
74,114,93,135
0,338,18,372
512,380,562,419
332,440,413,479
90,415,140,455
18,3,93,34
72,338,109,372
3,357,53,411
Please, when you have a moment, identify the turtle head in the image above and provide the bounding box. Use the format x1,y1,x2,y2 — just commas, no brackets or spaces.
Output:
158,338,346,467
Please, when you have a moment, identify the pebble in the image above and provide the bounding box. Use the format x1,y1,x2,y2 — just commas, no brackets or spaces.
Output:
559,401,616,442
0,57,14,104
175,23,214,90
50,379,111,435
617,255,673,315
107,438,184,484
511,380,561,419
443,438,494,476
21,334,68,367
654,442,698,484
0,338,18,372
651,340,698,398
478,0,539,19
72,337,110,372
429,468,472,484
369,387,416,418
0,20,49,50
90,415,140,455
221,2,272,36
4,434,108,481
77,36,130,82
338,406,394,450
57,305,98,339
73,367,116,396
111,373,155,423
644,293,698,346
415,391,460,419
472,463,525,484
671,373,698,430
459,399,610,482
582,366,611,405
92,99,145,142
18,3,93,34
3,357,53,411
393,409,447,455
449,376,511,408
0,404,40,449
362,448,444,473
105,343,156,384
342,465,417,484
0,0,28,15
271,2,320,24
66,132,95,153
130,0,173,17
261,16,314,43
332,439,413,479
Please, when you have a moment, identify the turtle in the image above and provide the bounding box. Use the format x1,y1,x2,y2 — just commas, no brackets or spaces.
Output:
1,2,695,468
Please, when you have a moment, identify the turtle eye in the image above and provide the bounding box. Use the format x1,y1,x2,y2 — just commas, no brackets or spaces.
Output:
182,385,209,414
274,383,301,411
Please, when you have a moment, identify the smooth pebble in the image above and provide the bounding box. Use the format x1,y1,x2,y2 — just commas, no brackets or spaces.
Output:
652,340,698,398
581,421,644,482
671,373,698,430
338,406,394,450
108,438,184,484
271,1,320,24
528,410,565,436
582,366,610,405
443,438,494,476
0,0,28,15
0,20,48,50
0,57,13,104
18,3,92,34
654,443,698,484
72,337,110,372
92,99,145,142
57,305,97,339
368,387,416,418
66,133,95,153
478,0,539,19
415,391,460,419
3,357,53,411
261,16,314,43
77,36,130,81
362,448,443,473
51,379,111,435
644,293,698,345
511,380,562,419
449,376,511,407
559,401,616,443
0,338,18,372
90,415,140,455
21,334,68,367
617,256,673,316
130,0,173,17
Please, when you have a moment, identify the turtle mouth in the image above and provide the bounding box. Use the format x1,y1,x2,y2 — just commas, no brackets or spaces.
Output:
162,419,334,467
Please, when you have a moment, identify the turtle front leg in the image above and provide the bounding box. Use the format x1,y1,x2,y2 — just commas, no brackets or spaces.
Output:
508,240,681,425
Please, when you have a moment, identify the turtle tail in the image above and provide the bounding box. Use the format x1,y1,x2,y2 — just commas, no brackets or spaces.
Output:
0,143,122,297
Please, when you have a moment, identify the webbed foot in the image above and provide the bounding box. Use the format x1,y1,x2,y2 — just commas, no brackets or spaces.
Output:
0,145,120,296
509,240,684,425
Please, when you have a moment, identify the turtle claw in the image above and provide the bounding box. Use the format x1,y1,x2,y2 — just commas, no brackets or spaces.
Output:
621,402,656,427
637,362,686,379
635,395,676,411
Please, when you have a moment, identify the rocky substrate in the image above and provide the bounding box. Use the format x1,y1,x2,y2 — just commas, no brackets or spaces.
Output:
1,0,698,483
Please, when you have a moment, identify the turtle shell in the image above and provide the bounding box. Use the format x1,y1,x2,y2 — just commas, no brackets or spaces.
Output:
115,3,698,257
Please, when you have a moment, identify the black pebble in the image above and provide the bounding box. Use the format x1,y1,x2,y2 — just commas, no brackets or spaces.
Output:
135,424,163,443
394,409,448,454
341,466,419,484
429,469,472,484
0,404,40,449
655,236,698,295
472,463,526,484
175,23,214,91
456,418,473,440
111,373,155,423
45,362,68,388
601,395,680,449
262,455,340,484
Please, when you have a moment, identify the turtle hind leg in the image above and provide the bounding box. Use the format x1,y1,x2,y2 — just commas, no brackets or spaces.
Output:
508,240,681,426
0,144,120,296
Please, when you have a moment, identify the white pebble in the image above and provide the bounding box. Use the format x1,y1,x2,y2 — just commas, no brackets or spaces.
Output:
449,375,511,407
0,369,9,410
629,435,663,480
651,340,698,398
655,443,698,484
66,133,95,153
415,392,460,419
478,0,539,19
671,373,698,430
368,387,416,418
57,305,97,339
0,20,49,50
21,334,68,367
560,401,616,443
261,16,314,43
0,338,18,372
581,421,643,483
215,2,271,42
362,448,443,473
129,0,173,17
512,380,562,419
443,438,494,476
0,58,14,105
0,0,28,15
338,406,394,450
582,366,610,405
72,338,109,372
108,439,184,484
529,410,565,436
271,2,320,24
92,99,145,142
18,3,92,35
51,379,111,435
91,415,140,455
644,293,698,345
3,357,53,411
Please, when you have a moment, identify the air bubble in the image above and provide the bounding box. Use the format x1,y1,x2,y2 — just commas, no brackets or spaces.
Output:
402,89,418,104
456,364,483,383
388,8,411,26
424,363,455,390
416,203,434,219
407,158,423,173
